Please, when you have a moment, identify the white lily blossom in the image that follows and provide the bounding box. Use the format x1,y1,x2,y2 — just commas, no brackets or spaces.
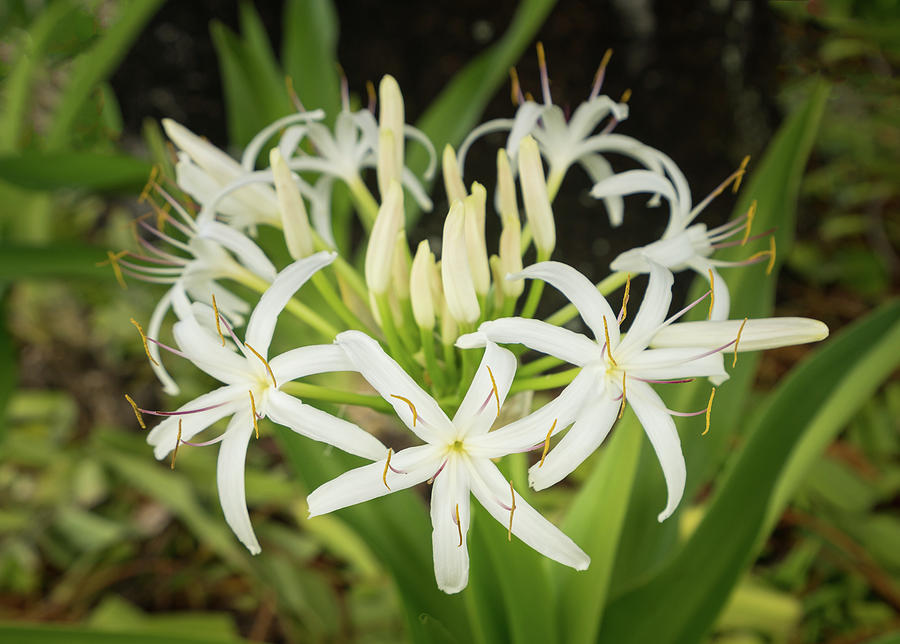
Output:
457,261,828,522
307,331,589,593
141,253,387,554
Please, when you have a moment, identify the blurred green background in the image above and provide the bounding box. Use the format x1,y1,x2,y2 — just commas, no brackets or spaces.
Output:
0,1,897,642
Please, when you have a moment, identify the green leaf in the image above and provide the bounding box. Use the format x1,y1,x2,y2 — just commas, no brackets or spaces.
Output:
0,244,107,280
0,622,246,644
598,299,900,644
0,152,151,192
87,595,241,642
0,289,15,447
281,0,341,124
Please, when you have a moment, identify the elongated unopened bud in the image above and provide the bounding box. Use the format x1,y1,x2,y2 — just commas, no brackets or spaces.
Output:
377,75,404,196
489,255,505,309
443,145,467,203
497,148,519,222
518,135,555,257
464,185,490,296
441,202,480,326
270,148,314,259
365,181,404,293
377,128,397,201
498,210,524,297
410,240,436,329
391,230,411,300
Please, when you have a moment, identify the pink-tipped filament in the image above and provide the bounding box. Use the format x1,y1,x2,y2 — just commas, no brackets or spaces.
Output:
536,42,551,105
589,48,614,101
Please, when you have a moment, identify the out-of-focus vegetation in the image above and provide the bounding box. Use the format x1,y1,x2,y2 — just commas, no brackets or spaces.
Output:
0,1,897,642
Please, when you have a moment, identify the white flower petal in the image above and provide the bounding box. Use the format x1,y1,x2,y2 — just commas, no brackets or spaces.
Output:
528,392,619,491
269,344,355,383
589,169,677,204
463,318,601,367
505,101,545,161
468,457,589,571
615,262,674,359
431,460,471,594
625,348,726,381
266,390,386,460
216,410,260,554
146,385,243,459
454,342,517,438
307,444,443,516
649,317,830,352
627,381,685,522
163,119,243,184
516,262,620,347
687,258,730,321
195,221,277,281
335,331,453,442
172,318,251,385
457,118,516,176
244,252,336,356
146,289,179,395
567,97,626,143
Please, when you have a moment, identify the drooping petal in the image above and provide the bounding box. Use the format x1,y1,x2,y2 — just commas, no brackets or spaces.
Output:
457,318,601,367
515,262,620,347
244,252,337,356
467,457,589,571
146,288,179,395
625,348,726,381
589,169,678,205
649,317,830,352
216,409,260,554
430,459,471,594
627,380,685,522
528,392,619,491
266,390,386,460
269,344,355,383
306,444,444,516
615,262,674,360
454,342,517,438
146,385,243,459
335,331,453,442
456,118,516,177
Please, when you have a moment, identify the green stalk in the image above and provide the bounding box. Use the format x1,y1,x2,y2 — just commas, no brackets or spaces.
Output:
280,382,392,413
312,232,368,298
420,326,446,393
375,294,418,374
347,176,380,230
510,367,580,394
310,271,372,334
519,250,550,319
517,354,564,378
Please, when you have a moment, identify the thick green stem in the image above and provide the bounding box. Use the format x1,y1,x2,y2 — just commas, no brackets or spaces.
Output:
510,367,581,395
517,354,564,378
348,176,380,230
311,232,368,298
280,382,392,413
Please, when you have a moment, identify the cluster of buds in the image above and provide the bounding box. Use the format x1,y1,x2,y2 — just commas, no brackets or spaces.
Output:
120,50,828,594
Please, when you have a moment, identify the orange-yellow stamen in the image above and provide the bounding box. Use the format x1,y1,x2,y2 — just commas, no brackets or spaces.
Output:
486,365,500,417
741,200,757,246
620,273,631,322
509,67,521,105
539,418,558,468
139,165,159,203
507,479,517,542
124,394,145,429
766,236,776,275
244,343,277,388
285,75,303,112
365,80,376,108
455,504,463,547
211,294,226,346
733,317,748,368
702,387,716,436
620,88,632,103
249,390,260,439
618,372,627,420
595,48,613,81
603,317,617,366
733,155,751,193
707,269,715,320
171,419,183,469
536,41,547,71
130,317,160,366
390,394,418,427
103,250,128,289
382,448,393,490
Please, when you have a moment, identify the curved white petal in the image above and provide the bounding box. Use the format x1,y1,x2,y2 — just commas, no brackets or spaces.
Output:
309,175,337,249
615,262,674,360
454,342,517,438
196,221,277,281
240,110,325,171
589,169,678,205
468,457,589,570
403,124,437,179
217,409,260,554
400,166,433,211
266,390,386,460
649,317,830,352
567,97,625,142
244,252,336,356
528,392,619,491
146,384,243,459
516,261,620,346
146,289,179,395
163,119,242,184
625,348,726,381
457,118,516,176
687,259,730,321
505,102,545,161
431,460,471,594
172,318,252,385
462,318,601,367
335,331,453,442
627,380,685,522
307,444,443,516
269,344,355,383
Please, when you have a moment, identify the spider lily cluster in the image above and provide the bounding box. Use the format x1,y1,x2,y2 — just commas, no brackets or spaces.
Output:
120,52,828,594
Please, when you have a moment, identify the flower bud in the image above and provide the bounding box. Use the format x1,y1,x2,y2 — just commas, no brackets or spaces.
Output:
489,255,505,310
498,209,524,298
377,128,397,201
377,75,404,196
441,202,480,326
391,230,411,300
496,148,519,223
518,135,556,258
464,184,490,296
410,240,436,329
270,148,314,259
442,144,467,203
365,181,404,294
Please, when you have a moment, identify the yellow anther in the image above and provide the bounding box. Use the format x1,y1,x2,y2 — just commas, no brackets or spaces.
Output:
620,88,632,103
124,394,146,429
130,317,160,366
702,388,716,436
244,343,277,388
509,67,521,106
139,165,159,203
618,372,627,420
455,504,463,547
741,200,757,246
620,273,631,322
382,448,393,490
733,317,748,368
211,294,225,347
603,316,617,366
105,250,128,289
507,479,517,542
284,75,303,112
766,236,776,275
486,365,501,417
365,80,376,108
599,48,613,73
249,390,260,439
539,418,558,468
390,394,418,427
171,419,183,470
524,91,536,103
733,155,751,193
148,199,172,231
536,41,547,69
708,269,715,321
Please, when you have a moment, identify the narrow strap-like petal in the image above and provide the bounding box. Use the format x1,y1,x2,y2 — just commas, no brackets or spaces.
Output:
244,252,336,356
172,318,251,385
146,288,179,395
269,344,355,383
686,258,730,321
266,390,386,460
196,221,277,282
431,459,471,594
454,342,517,438
625,348,726,381
460,318,601,368
306,444,443,516
146,385,243,459
216,410,260,554
649,317,830,352
467,457,589,571
505,101,545,162
615,262,674,360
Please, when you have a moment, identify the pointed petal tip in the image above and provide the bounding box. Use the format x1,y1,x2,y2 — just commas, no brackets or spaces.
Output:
455,332,487,349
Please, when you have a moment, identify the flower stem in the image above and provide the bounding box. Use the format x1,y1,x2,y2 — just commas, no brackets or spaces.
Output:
312,232,368,299
280,382,393,413
517,354,564,378
519,249,551,318
420,326,446,393
510,367,580,394
375,293,418,374
311,271,372,334
348,176,380,231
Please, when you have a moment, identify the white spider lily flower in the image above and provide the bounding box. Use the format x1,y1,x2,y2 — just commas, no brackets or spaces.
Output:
116,186,277,395
441,202,480,326
308,331,589,593
365,181,404,294
139,253,387,554
593,155,774,320
457,261,827,522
